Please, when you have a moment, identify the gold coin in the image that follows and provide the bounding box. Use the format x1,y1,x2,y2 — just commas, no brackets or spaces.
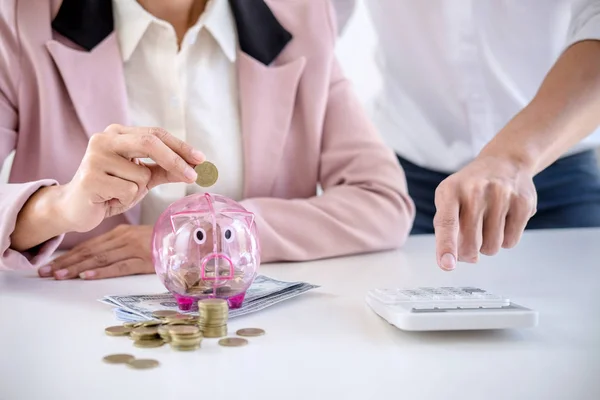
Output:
103,354,135,364
141,319,162,327
236,328,265,337
202,328,228,338
169,325,200,336
199,298,228,306
218,337,248,347
123,322,136,328
170,344,200,351
105,326,132,336
166,320,195,326
127,359,160,369
152,310,179,318
158,325,171,336
194,161,218,187
134,339,165,348
131,327,159,336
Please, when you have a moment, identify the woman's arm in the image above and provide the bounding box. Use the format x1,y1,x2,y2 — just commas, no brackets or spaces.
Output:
240,2,415,263
0,5,62,270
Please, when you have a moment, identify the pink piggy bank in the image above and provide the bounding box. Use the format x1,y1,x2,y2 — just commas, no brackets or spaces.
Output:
151,193,260,311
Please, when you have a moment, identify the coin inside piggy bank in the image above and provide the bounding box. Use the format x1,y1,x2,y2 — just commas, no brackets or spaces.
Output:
151,193,261,311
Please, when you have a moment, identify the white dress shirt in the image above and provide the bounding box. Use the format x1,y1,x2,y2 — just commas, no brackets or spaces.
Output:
112,0,243,225
335,0,600,173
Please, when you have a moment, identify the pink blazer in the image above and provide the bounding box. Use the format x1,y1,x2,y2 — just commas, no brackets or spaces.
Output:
0,0,415,271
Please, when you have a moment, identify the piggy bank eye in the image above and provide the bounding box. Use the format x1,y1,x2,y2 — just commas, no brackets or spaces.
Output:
193,228,207,245
223,228,235,243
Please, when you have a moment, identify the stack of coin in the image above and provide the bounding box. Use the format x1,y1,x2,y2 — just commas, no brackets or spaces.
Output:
158,325,171,343
169,325,203,351
130,327,164,348
197,299,229,338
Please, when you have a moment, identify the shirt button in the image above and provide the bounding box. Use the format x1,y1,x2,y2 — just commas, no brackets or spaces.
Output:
170,96,180,108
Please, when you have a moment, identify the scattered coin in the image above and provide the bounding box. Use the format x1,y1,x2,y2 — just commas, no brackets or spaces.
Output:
127,359,160,370
195,161,219,187
134,339,165,349
218,337,248,347
236,328,265,337
105,326,132,336
152,310,179,318
102,354,135,364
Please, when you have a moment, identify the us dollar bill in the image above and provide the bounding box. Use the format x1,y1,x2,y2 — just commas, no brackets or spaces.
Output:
99,275,319,322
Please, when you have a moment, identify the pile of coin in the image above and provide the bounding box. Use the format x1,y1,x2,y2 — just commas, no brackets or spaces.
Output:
103,307,266,369
198,299,228,338
131,327,164,348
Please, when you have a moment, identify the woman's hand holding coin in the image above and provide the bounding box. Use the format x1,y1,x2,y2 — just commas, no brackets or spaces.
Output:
11,125,205,251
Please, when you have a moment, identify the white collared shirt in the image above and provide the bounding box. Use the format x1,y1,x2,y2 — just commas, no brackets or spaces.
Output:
113,0,243,224
335,0,600,173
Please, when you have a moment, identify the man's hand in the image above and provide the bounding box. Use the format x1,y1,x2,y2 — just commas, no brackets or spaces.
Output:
433,156,538,271
38,225,154,280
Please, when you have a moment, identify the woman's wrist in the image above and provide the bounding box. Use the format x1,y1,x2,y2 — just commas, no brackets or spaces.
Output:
10,185,72,252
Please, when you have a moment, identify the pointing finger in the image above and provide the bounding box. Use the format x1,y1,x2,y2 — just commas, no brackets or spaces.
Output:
433,189,460,271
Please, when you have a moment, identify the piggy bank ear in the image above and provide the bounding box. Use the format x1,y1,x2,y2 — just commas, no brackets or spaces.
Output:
222,211,255,229
170,211,209,234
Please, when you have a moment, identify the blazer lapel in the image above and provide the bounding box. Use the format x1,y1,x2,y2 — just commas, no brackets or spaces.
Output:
46,33,129,137
237,52,306,198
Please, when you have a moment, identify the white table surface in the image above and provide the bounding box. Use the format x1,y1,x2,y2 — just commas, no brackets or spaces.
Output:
1,228,599,400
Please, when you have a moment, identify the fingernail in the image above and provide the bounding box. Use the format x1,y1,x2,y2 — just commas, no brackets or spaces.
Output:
39,266,52,276
54,269,68,279
440,253,456,271
79,271,95,279
184,166,197,181
192,149,204,161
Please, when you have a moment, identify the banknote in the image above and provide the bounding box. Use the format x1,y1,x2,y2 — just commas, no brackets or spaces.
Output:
100,275,319,322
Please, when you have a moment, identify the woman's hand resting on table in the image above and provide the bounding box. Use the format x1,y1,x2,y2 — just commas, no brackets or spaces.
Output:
38,225,154,280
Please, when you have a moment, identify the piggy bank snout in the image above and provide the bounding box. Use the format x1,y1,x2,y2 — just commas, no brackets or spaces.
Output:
201,253,234,280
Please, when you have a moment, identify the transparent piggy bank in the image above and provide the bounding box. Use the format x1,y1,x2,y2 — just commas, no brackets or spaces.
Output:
151,193,260,311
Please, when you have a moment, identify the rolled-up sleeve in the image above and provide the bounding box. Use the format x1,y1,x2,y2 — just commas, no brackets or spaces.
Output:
567,0,600,47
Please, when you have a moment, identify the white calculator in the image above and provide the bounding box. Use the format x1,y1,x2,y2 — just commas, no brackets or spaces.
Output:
366,287,538,331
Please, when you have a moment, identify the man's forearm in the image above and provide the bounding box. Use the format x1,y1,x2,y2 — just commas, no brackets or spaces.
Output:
480,40,600,175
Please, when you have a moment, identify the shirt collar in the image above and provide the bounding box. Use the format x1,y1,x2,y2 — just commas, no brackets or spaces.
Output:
112,0,238,63
201,0,238,62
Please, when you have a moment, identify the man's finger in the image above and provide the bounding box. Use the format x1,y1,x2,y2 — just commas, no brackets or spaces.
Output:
79,259,148,280
433,197,460,271
457,190,485,263
480,192,510,256
503,195,534,248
